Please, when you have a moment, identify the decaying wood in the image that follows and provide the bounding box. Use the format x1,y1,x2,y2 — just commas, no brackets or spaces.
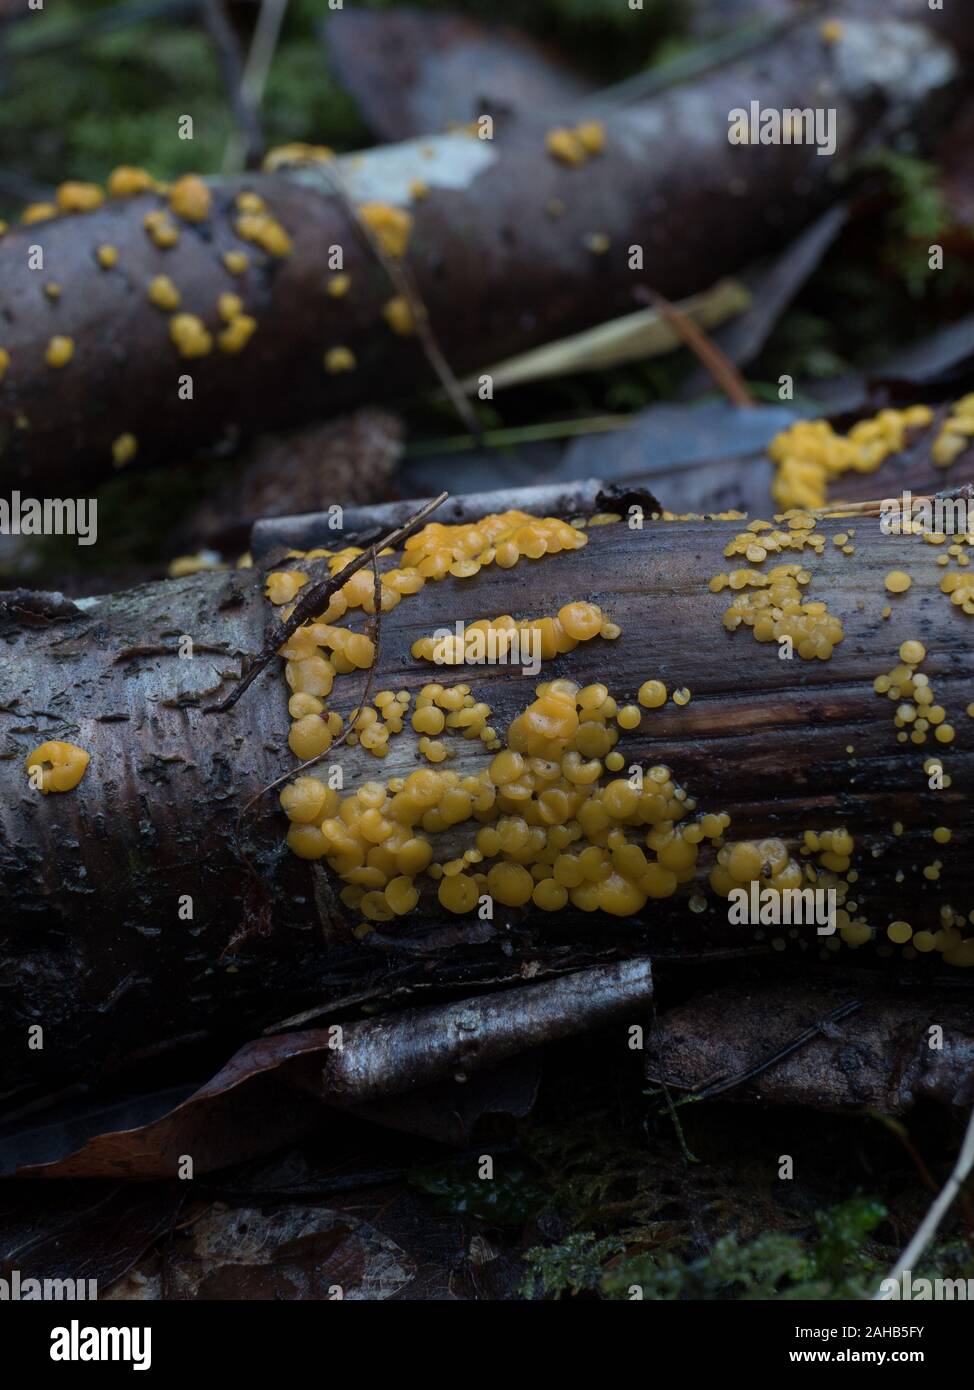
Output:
0,478,971,1098
0,11,965,492
644,980,974,1113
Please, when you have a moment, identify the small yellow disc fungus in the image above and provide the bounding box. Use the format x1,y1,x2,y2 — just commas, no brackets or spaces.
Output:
324,346,356,374
108,166,155,197
22,202,57,225
638,679,667,709
96,244,118,269
885,570,912,594
358,203,412,260
223,250,249,276
326,274,351,298
45,336,73,368
382,295,415,335
218,315,257,355
56,181,104,213
170,314,213,359
169,174,211,222
147,275,181,311
26,741,90,794
112,433,137,468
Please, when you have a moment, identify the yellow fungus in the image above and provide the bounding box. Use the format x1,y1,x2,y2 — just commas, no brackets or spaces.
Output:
324,346,356,374
218,314,257,355
22,202,57,225
382,295,415,335
235,211,292,257
169,313,213,359
169,174,211,223
112,433,137,469
45,336,73,368
223,249,249,276
108,166,155,197
358,202,412,259
147,275,181,311
96,244,118,269
25,740,90,794
326,273,351,298
56,181,104,213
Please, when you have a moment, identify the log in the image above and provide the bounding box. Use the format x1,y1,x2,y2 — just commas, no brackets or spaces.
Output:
0,10,965,492
1,475,971,1099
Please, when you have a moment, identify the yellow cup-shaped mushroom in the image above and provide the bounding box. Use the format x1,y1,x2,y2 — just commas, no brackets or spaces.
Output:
25,740,90,793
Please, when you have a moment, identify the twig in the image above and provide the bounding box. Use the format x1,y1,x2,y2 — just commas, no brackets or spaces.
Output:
204,490,447,714
874,1103,974,1299
816,483,974,519
318,163,482,437
633,284,754,407
221,0,289,172
655,999,862,1108
235,545,383,818
202,0,264,171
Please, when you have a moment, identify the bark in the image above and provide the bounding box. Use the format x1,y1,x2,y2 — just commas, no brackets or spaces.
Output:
0,477,971,1097
0,10,965,492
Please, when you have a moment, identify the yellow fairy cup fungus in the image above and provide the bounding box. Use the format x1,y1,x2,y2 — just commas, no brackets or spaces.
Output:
112,433,137,468
56,181,104,213
932,395,974,469
45,336,74,368
235,211,292,257
107,166,155,197
326,274,351,298
0,348,10,381
358,203,412,259
222,249,249,276
262,143,334,171
218,314,257,355
25,741,90,794
885,570,912,594
143,209,179,248
170,314,213,359
382,296,415,335
324,347,356,374
638,680,667,709
768,407,932,511
96,244,118,269
147,275,181,311
545,121,606,166
168,174,211,222
22,202,57,225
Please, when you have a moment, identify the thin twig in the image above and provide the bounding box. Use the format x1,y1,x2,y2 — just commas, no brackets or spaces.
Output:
653,999,863,1108
204,490,447,714
874,1103,974,1299
235,545,383,819
318,163,482,436
202,0,265,169
816,483,974,518
222,0,289,171
633,284,754,407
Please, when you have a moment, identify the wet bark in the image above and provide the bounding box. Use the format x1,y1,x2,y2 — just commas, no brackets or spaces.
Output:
1,483,971,1097
0,11,965,492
